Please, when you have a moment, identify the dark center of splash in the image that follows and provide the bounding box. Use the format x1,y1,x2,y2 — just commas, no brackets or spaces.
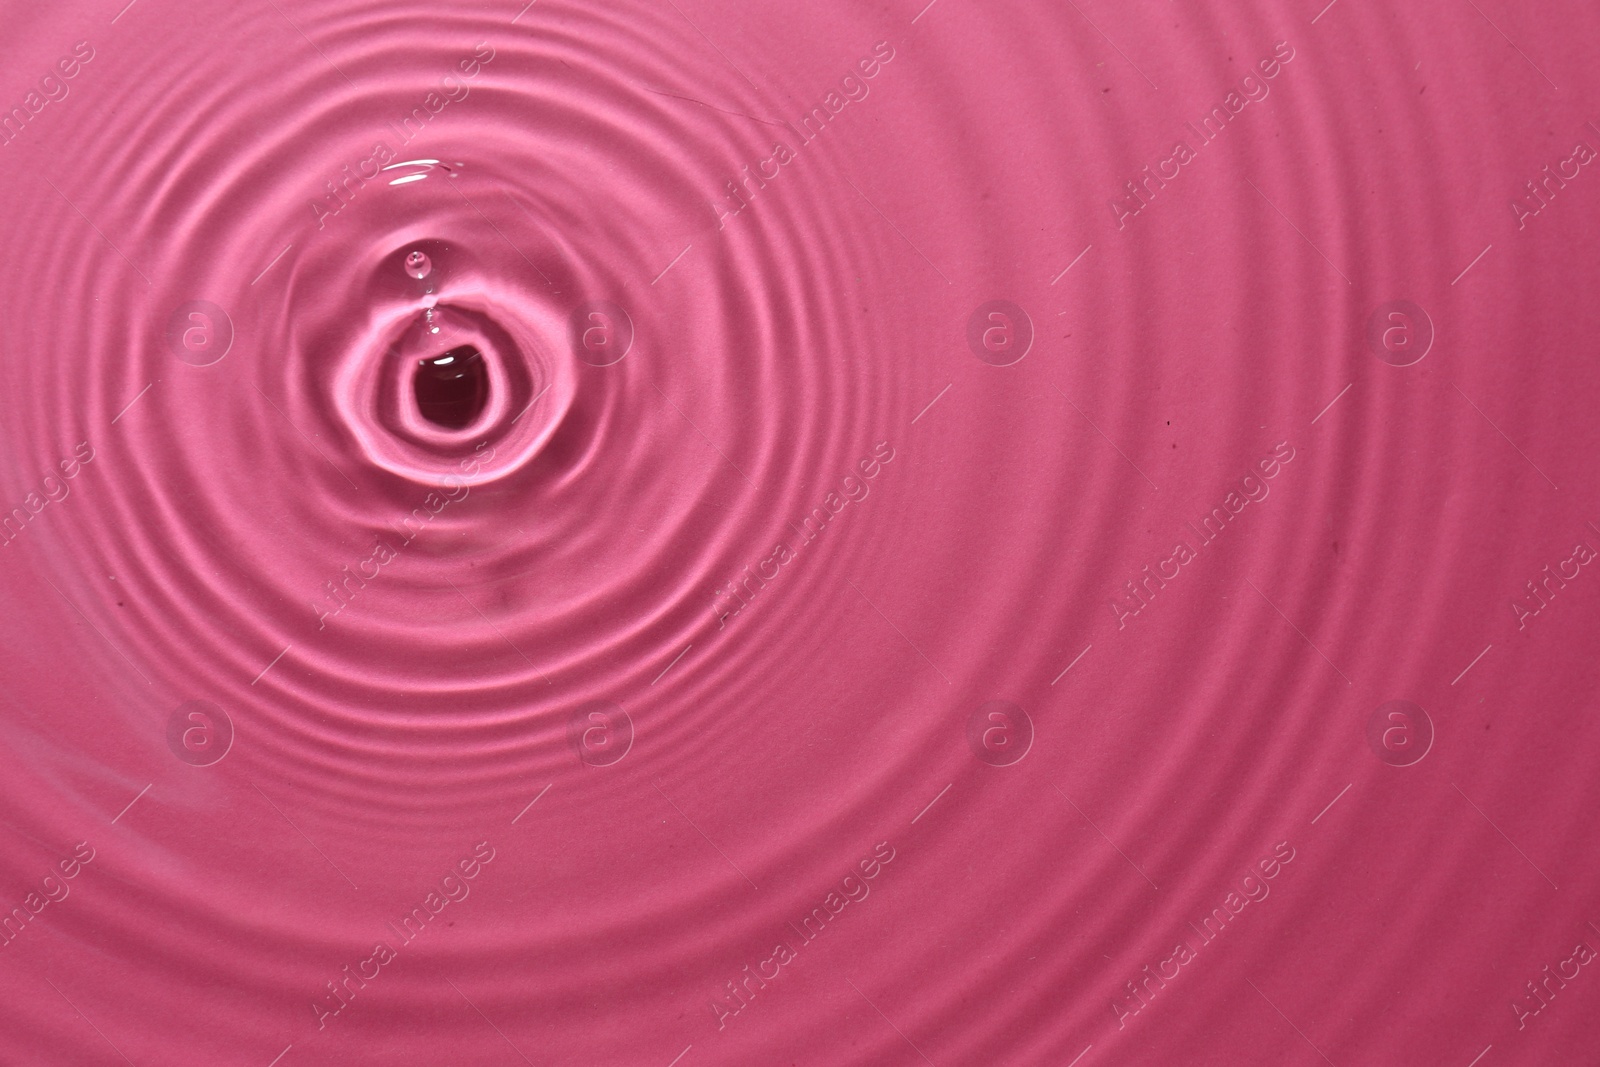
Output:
414,345,489,429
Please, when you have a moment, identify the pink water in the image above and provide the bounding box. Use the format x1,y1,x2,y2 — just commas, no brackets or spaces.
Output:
2,1,1599,1063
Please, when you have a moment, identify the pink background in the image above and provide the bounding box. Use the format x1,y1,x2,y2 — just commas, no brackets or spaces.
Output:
0,0,1597,1063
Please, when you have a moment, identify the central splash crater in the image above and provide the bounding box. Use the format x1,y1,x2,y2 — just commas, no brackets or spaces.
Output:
328,237,578,485
415,344,489,429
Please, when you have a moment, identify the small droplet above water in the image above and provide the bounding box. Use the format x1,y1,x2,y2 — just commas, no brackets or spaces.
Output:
414,344,489,429
404,250,433,280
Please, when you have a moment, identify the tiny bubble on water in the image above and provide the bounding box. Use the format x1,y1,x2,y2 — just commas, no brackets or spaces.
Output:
405,250,433,280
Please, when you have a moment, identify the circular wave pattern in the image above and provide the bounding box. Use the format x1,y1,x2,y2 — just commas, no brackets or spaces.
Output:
1,0,1598,1064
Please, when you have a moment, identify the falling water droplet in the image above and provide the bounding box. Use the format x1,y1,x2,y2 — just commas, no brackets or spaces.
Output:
414,344,489,429
404,250,433,280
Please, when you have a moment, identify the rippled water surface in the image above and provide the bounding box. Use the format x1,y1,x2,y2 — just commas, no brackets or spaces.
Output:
3,0,1600,1063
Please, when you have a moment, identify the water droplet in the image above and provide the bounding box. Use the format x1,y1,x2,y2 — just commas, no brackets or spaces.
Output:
414,345,489,429
404,250,433,280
